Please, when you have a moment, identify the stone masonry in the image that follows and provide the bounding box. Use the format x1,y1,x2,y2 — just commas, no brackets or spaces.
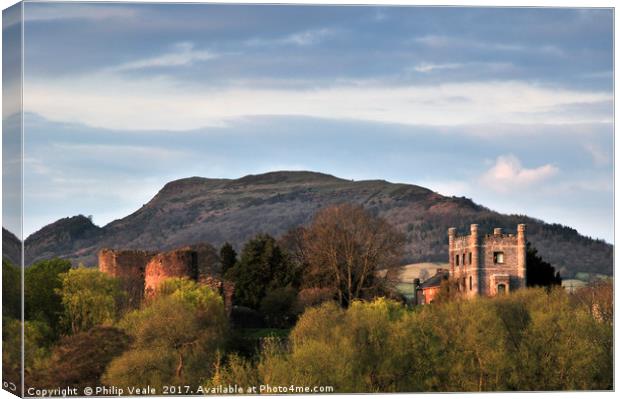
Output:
98,245,234,314
448,224,526,297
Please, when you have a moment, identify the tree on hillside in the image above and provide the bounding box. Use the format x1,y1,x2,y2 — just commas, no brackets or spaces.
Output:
24,258,72,335
526,242,561,288
219,242,237,275
225,234,299,310
302,204,405,307
58,267,124,334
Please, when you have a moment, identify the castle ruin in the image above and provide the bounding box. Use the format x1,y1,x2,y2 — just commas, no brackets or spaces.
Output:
98,245,234,314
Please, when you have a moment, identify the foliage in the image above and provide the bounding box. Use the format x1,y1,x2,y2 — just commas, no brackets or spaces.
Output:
526,242,561,288
24,258,71,335
301,204,405,307
30,326,131,390
225,234,298,310
260,286,298,328
219,288,612,392
2,317,53,390
569,278,613,325
2,317,22,393
219,242,237,275
58,267,124,334
2,259,21,319
294,287,336,313
103,278,228,388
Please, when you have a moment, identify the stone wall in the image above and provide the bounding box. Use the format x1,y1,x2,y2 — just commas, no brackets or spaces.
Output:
99,245,233,314
447,224,526,297
98,249,156,307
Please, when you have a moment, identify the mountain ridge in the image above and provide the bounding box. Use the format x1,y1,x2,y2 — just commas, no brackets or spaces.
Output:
16,171,612,278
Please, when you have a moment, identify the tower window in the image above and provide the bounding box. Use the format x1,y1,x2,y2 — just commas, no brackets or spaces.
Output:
456,254,460,266
469,252,472,264
493,252,504,264
469,276,472,291
463,253,466,265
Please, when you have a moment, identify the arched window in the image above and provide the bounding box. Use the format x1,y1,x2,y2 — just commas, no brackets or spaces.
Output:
497,284,506,294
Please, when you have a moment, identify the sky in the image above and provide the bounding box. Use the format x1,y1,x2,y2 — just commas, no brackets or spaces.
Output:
4,3,614,242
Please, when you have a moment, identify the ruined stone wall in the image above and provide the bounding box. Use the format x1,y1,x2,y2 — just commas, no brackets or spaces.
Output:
100,245,233,315
144,249,198,297
98,249,156,307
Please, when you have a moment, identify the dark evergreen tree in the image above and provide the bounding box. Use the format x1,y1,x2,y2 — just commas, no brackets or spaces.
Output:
219,242,237,275
24,258,72,336
526,242,561,288
225,234,296,310
2,259,21,319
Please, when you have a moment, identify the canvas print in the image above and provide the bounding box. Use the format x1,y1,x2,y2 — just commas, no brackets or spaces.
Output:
1,1,614,396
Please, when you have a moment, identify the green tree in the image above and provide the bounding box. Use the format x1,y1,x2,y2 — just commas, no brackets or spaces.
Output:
226,234,297,310
2,259,21,319
58,267,124,334
219,242,237,275
231,289,612,392
260,285,298,328
24,258,71,334
103,278,228,388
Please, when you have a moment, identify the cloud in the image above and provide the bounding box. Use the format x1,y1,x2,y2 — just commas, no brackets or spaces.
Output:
24,4,138,22
480,154,558,192
24,74,613,131
583,143,611,166
283,28,335,46
108,42,218,72
246,28,336,47
51,143,189,161
413,35,564,56
412,63,464,73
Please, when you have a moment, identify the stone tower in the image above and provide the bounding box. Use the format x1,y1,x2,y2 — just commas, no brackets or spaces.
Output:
448,224,527,297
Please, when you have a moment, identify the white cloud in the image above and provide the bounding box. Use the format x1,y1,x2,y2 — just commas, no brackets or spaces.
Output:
583,143,611,166
412,63,464,73
108,42,218,72
413,35,564,56
480,154,559,192
246,28,336,47
283,28,335,46
24,73,612,131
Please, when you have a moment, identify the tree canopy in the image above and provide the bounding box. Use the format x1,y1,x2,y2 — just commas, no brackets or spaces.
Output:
58,267,124,334
103,278,228,388
301,204,405,306
225,234,298,310
24,258,72,335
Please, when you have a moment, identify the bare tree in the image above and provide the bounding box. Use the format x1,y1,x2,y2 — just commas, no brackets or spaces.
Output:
301,204,405,306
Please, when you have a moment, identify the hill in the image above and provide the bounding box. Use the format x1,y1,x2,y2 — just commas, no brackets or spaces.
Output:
2,228,21,266
21,171,612,278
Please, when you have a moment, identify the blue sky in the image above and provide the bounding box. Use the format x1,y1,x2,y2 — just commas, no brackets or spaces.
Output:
8,3,614,242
